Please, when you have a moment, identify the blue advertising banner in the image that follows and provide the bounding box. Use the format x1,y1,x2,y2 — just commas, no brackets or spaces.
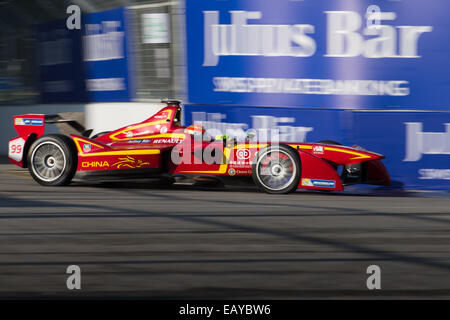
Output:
83,7,134,102
36,19,86,103
185,0,450,110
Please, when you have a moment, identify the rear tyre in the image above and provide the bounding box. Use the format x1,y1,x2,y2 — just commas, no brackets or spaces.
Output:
27,135,77,186
252,144,301,194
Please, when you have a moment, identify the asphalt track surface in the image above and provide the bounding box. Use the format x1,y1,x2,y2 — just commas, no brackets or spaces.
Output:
0,163,450,299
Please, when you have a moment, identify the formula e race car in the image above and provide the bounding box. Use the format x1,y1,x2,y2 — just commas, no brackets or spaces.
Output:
7,100,390,194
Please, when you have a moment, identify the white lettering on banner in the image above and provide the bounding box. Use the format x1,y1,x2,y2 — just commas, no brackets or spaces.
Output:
203,10,432,66
213,77,409,96
86,78,125,91
192,112,313,142
404,123,450,162
84,21,124,61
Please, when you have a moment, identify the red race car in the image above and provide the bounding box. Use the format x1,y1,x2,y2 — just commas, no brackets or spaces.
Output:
7,100,390,194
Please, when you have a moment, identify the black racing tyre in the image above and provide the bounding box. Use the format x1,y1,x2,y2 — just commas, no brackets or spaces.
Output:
27,134,77,186
252,144,301,194
317,140,341,145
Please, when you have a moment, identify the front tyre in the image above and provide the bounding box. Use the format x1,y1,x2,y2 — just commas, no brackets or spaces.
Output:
252,144,301,194
27,135,77,186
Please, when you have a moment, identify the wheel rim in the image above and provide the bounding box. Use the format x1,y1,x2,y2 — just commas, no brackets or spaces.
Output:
31,142,66,182
256,149,297,191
